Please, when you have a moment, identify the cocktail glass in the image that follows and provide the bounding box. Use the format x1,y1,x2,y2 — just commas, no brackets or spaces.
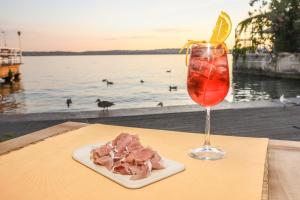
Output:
187,41,229,160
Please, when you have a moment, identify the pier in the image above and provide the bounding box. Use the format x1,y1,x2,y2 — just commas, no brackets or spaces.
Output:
1,100,300,142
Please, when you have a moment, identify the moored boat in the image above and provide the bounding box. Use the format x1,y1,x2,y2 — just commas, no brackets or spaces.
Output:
0,31,22,82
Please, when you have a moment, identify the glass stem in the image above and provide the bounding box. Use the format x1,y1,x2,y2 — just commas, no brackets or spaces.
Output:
204,107,211,146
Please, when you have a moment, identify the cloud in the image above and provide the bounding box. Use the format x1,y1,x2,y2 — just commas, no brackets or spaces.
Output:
103,35,156,41
153,28,190,33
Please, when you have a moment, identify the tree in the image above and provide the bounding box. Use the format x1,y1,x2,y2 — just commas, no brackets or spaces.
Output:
234,0,300,53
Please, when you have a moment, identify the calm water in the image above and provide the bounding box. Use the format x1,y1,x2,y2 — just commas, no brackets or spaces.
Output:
1,55,300,114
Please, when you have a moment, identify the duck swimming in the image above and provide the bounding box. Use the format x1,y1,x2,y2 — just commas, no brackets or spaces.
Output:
169,85,177,91
66,98,72,108
106,81,114,86
157,102,163,107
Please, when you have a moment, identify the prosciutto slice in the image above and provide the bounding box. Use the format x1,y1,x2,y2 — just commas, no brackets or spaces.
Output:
151,152,165,170
91,133,165,180
93,155,113,170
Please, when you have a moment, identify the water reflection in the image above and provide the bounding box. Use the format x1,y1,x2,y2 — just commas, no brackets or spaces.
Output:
0,81,25,113
1,55,300,114
233,73,300,101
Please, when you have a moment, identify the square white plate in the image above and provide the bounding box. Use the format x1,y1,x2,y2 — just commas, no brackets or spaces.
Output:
72,143,185,189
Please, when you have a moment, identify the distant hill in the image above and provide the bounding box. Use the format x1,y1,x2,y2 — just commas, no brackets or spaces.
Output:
23,49,185,56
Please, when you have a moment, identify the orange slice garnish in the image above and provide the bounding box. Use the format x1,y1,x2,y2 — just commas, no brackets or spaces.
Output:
210,11,232,43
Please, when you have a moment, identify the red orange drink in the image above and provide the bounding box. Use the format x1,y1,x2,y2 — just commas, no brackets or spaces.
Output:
181,11,232,160
187,43,229,107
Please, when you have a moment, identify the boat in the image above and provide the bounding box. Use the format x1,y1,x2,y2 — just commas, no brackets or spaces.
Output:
0,31,22,82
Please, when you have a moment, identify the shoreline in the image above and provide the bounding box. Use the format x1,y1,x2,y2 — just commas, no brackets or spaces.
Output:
1,99,300,142
0,100,285,122
22,49,184,57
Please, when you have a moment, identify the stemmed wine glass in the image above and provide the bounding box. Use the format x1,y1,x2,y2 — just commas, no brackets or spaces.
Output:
187,41,229,160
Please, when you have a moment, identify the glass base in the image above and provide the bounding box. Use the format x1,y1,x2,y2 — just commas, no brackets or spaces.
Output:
189,145,225,160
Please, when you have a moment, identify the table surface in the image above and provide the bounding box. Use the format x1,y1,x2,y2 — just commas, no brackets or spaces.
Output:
1,121,300,200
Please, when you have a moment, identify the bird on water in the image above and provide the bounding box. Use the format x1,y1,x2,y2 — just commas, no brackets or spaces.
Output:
66,98,72,108
279,94,299,109
96,99,115,111
106,81,114,86
166,70,172,73
169,85,178,91
157,102,163,107
140,80,144,83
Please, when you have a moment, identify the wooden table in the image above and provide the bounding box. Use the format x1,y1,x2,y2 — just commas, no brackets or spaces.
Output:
1,121,300,200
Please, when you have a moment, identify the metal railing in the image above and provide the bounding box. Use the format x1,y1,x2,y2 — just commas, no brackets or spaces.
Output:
0,48,22,66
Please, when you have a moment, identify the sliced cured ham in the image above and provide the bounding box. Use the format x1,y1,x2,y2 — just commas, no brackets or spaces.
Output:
91,133,164,180
94,156,113,170
92,144,111,157
151,152,165,170
130,164,151,180
132,147,154,162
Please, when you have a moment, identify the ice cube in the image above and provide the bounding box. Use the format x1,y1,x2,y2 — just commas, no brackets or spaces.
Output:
211,44,225,58
190,44,210,58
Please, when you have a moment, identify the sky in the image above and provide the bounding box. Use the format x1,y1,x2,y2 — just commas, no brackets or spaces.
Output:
0,0,250,51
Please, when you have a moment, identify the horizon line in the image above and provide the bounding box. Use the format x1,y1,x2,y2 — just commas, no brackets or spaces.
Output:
23,47,233,52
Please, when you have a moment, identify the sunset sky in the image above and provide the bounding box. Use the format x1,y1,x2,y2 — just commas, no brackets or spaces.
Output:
1,0,250,51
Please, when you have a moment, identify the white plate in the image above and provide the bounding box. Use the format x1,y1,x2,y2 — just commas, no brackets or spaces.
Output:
72,143,185,189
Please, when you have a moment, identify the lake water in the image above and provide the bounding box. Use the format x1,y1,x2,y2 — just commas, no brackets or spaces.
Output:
1,55,300,113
